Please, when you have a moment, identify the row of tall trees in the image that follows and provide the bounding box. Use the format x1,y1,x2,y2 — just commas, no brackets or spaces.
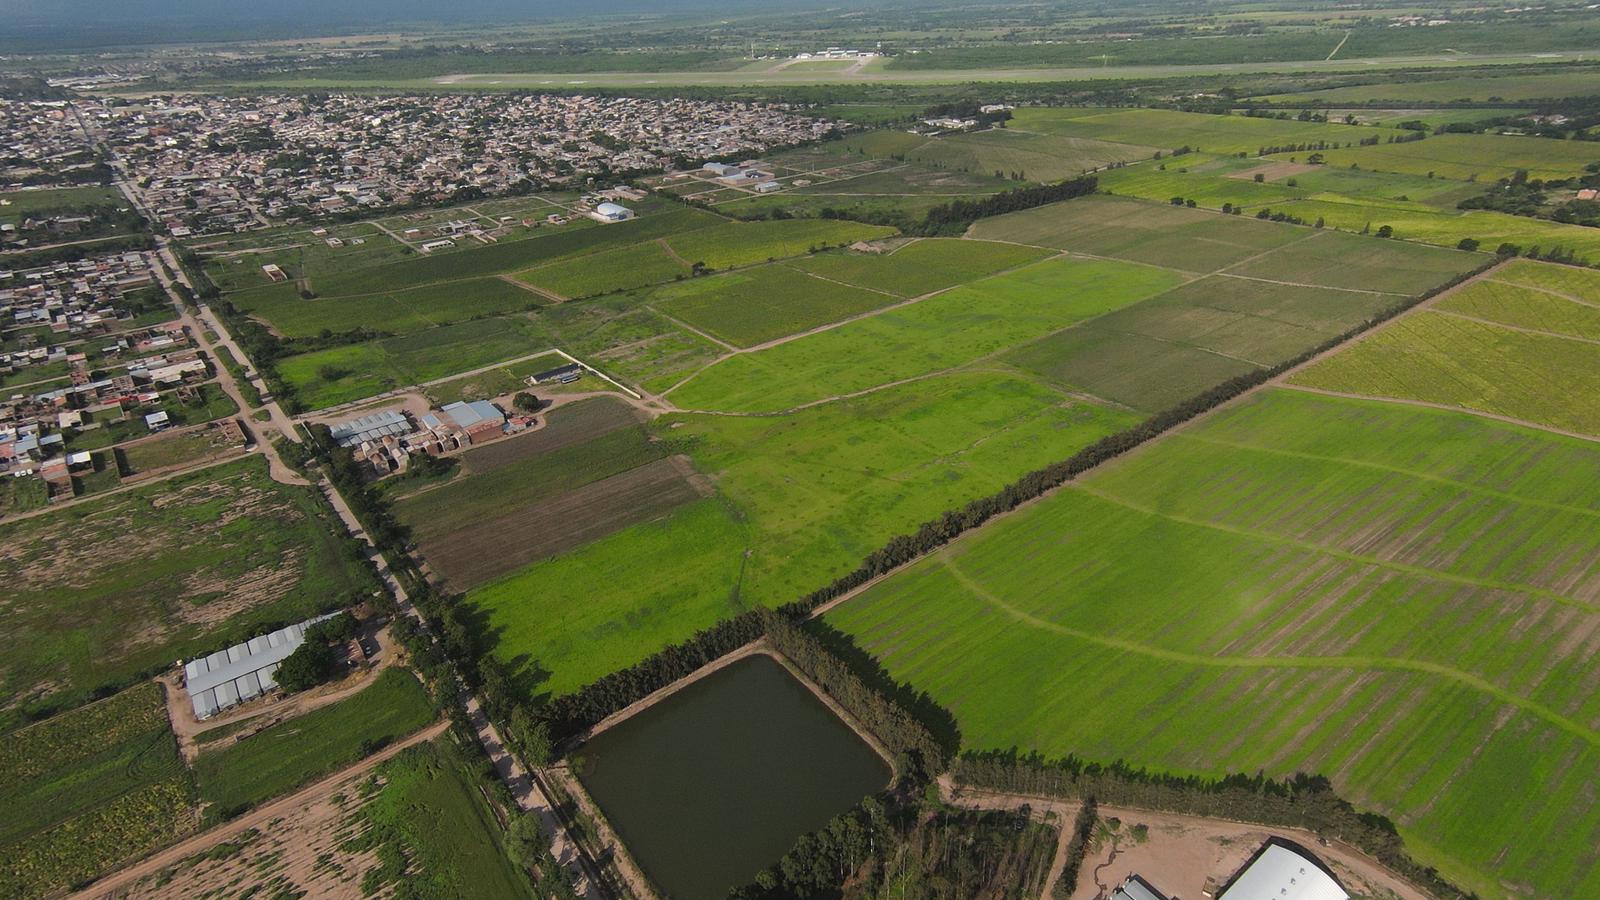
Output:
910,176,1098,235
955,752,1470,900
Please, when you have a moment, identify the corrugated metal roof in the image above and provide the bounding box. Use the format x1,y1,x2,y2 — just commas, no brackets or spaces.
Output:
183,613,339,719
328,410,412,447
1111,875,1167,900
441,399,502,431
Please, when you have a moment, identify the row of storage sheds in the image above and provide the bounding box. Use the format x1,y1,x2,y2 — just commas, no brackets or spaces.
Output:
183,613,339,719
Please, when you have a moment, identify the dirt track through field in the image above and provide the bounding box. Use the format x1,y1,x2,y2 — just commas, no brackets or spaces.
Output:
73,721,448,900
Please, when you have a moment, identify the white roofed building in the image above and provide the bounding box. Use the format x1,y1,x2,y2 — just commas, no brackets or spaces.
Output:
1220,842,1349,900
182,613,340,719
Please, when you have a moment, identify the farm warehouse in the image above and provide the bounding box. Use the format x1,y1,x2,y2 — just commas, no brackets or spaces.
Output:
184,613,339,719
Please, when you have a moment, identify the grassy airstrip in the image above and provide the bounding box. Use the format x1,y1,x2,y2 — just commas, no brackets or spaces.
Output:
828,385,1600,899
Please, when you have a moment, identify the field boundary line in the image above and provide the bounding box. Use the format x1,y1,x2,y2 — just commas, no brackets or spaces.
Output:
1214,272,1408,297
935,552,1600,750
551,347,641,400
497,272,569,302
1429,306,1600,347
650,306,739,352
1278,383,1600,445
1069,480,1599,612
1173,431,1600,518
1489,277,1600,311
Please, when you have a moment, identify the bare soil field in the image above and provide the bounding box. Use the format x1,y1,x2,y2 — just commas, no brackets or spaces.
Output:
459,397,644,474
419,455,710,589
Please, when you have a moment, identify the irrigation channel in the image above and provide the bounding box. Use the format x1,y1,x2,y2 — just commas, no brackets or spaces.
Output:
572,653,891,898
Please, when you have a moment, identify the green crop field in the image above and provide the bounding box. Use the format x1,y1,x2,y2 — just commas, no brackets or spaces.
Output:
906,128,1157,181
828,386,1600,899
652,264,897,347
1436,277,1600,341
0,458,374,718
468,498,750,698
1253,196,1600,260
790,239,1052,298
1005,274,1400,410
193,668,435,817
663,219,897,270
666,255,1183,413
970,195,1305,272
1495,255,1600,296
227,277,541,339
1010,107,1375,156
470,371,1135,697
0,683,196,898
1264,69,1600,104
513,240,689,298
1290,308,1600,436
1224,228,1480,294
1280,132,1600,183
1099,154,1476,209
354,741,531,899
0,186,126,224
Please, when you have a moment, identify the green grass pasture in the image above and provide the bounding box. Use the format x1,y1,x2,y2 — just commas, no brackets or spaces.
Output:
229,277,540,339
909,128,1157,181
667,256,1183,413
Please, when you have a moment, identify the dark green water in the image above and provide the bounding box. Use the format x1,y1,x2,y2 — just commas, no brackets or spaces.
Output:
576,653,892,899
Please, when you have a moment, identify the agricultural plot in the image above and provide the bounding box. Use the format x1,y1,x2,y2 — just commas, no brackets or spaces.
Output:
1010,107,1373,156
1099,154,1474,209
828,387,1600,899
471,372,1136,698
717,164,1021,223
1279,132,1600,183
513,240,689,299
120,739,529,900
1264,69,1600,104
1223,228,1479,295
1253,196,1600,261
907,128,1156,181
651,264,897,347
1290,309,1600,436
393,398,696,589
227,276,541,339
1435,277,1600,341
663,218,897,270
1006,275,1397,411
0,458,374,718
969,195,1305,272
116,426,243,476
667,255,1182,413
790,238,1052,298
0,684,196,898
192,668,435,817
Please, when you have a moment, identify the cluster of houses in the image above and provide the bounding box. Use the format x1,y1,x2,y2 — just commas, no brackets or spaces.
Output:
82,93,842,235
1,252,155,344
329,398,537,477
0,100,101,188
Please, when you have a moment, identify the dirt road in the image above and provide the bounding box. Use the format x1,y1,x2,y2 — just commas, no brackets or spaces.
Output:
73,720,450,900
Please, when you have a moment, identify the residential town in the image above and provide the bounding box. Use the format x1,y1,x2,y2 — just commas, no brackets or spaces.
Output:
85,93,843,235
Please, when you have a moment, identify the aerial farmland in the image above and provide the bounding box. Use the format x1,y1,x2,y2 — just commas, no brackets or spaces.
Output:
12,4,1600,897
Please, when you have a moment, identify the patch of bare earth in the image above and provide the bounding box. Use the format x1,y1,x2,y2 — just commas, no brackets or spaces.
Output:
1229,161,1317,181
114,771,385,900
420,454,707,589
